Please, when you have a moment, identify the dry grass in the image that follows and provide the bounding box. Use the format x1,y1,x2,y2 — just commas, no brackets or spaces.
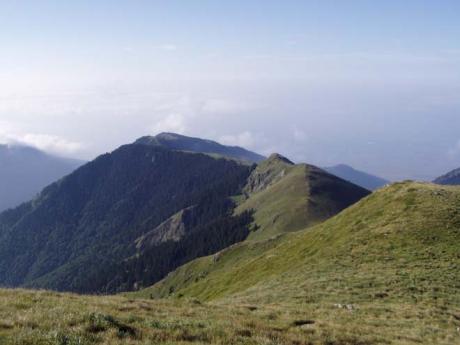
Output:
0,288,459,344
0,288,393,345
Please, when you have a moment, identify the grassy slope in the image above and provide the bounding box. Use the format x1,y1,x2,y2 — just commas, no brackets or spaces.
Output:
237,164,310,240
131,182,460,344
236,155,369,241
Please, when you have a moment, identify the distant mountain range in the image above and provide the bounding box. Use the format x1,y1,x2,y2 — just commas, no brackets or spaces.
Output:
323,164,389,190
142,133,389,191
136,132,265,163
0,144,83,212
433,167,460,185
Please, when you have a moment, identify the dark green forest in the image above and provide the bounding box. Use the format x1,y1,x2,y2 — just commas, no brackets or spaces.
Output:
0,143,253,293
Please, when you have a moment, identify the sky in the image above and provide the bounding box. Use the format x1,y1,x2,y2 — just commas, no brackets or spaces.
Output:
1,1,460,180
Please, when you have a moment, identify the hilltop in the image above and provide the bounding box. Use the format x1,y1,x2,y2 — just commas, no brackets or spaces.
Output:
136,132,265,163
237,154,370,240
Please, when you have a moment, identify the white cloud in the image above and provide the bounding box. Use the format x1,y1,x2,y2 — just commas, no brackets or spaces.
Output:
151,113,187,134
219,131,255,148
19,134,84,156
0,122,83,156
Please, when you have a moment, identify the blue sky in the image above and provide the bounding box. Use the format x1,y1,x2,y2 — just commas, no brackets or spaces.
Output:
1,1,460,180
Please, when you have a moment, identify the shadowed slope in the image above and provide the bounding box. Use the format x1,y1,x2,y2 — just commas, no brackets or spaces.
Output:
434,167,460,185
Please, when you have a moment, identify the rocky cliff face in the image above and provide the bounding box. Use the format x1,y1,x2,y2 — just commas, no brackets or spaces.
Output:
243,153,294,195
135,206,197,251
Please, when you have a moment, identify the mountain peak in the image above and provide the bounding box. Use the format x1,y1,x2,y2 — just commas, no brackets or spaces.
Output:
152,132,192,142
134,132,265,163
156,132,179,138
266,153,294,165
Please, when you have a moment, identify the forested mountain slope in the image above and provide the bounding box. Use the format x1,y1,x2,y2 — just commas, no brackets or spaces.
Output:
0,143,252,293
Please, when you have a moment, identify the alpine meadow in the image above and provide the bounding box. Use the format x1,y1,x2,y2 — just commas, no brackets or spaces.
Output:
1,2,460,345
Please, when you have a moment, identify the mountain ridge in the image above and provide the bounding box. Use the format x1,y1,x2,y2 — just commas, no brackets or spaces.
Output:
433,166,460,185
323,163,389,190
237,155,370,241
135,132,265,163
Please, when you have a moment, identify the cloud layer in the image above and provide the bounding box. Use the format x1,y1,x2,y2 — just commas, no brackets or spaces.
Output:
0,121,84,156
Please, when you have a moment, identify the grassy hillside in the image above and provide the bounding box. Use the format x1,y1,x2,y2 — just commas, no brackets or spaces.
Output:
142,182,460,301
131,182,460,344
237,154,370,241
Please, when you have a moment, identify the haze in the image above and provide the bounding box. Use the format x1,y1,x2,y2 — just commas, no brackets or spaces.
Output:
1,1,460,180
